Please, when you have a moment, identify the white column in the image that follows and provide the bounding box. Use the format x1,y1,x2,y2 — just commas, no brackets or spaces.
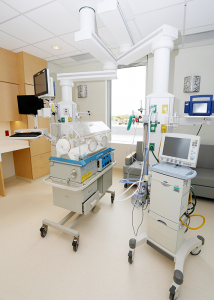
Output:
59,79,74,102
151,37,174,94
79,6,95,32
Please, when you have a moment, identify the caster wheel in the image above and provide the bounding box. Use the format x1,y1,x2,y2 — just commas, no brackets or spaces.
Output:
190,249,201,256
72,239,79,252
124,183,128,188
40,226,47,238
169,293,175,300
111,195,115,203
128,250,133,264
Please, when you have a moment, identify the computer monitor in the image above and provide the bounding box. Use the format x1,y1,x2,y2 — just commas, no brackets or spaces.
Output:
159,133,201,168
17,95,44,115
34,68,55,98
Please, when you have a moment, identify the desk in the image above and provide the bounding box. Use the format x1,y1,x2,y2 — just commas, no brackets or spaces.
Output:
0,140,30,197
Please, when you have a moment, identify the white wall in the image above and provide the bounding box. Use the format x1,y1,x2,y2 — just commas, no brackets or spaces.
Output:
63,62,107,123
147,44,214,145
48,62,63,104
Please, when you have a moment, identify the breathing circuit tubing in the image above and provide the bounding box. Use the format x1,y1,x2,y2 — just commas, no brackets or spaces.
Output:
116,107,154,202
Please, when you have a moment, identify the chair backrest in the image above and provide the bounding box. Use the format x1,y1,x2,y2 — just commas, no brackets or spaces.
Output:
196,144,214,169
136,141,144,161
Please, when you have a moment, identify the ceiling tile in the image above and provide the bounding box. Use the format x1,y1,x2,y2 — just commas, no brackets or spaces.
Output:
98,27,117,45
186,0,214,30
0,30,27,50
61,61,82,67
135,4,184,37
0,1,19,23
25,1,79,36
0,15,54,43
96,13,105,28
3,0,53,13
46,56,59,61
13,45,52,59
58,51,82,58
33,37,78,56
128,0,184,15
59,32,85,51
53,57,75,65
126,20,141,40
117,0,135,21
185,24,214,35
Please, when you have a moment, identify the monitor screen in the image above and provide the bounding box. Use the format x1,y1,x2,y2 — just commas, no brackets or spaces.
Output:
17,95,44,115
162,137,191,159
193,102,208,114
34,69,48,96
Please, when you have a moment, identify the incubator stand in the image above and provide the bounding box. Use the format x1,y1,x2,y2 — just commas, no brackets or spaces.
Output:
41,121,116,252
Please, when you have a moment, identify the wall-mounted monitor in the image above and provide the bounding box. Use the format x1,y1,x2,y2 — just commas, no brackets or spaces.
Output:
33,68,55,98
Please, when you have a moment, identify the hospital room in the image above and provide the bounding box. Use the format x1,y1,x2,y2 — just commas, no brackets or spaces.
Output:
0,0,214,299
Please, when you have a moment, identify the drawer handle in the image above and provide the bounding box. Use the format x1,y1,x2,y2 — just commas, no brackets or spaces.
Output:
157,220,167,226
161,182,170,187
40,155,45,158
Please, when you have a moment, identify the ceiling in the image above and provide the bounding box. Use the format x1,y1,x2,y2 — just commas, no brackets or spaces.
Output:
0,0,213,68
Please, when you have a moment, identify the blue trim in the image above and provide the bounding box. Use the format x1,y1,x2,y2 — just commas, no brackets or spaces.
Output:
49,147,114,167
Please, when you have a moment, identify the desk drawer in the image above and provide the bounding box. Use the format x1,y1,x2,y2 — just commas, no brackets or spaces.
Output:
30,137,51,157
32,163,50,179
31,152,51,168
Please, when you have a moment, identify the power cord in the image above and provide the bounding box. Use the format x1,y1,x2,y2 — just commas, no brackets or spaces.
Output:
196,120,205,136
132,201,148,236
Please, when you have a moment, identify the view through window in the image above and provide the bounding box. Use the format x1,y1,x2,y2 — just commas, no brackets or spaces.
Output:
111,65,146,143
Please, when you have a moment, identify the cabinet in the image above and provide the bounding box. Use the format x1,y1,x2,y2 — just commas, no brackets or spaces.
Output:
0,82,20,121
11,52,51,180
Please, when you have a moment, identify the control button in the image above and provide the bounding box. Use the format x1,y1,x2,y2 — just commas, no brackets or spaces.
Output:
190,156,195,160
179,161,181,164
171,159,173,163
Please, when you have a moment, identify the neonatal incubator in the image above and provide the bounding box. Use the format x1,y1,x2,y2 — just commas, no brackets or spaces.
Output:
42,121,116,251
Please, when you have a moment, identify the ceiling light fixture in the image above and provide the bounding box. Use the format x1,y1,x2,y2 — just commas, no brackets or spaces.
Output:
51,45,61,50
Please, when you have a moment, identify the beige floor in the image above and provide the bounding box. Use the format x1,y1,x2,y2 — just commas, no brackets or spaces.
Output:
0,169,213,300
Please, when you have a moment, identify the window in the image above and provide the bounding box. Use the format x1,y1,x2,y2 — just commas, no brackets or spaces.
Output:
110,64,147,143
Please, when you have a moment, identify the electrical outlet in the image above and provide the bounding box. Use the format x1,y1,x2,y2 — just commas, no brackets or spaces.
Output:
5,130,9,137
149,143,155,151
153,105,157,113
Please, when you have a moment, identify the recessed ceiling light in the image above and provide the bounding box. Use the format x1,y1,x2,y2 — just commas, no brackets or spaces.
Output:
51,45,61,50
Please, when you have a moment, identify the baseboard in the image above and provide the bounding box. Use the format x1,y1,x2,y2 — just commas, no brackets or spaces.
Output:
4,175,16,183
113,167,123,171
16,176,32,183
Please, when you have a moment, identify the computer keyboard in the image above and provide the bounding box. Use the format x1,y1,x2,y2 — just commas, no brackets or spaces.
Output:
10,132,42,138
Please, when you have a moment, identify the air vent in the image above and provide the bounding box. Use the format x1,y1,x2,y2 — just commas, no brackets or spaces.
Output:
184,30,214,44
71,53,94,61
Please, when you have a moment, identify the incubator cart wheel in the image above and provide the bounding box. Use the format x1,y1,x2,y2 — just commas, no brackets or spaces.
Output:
40,225,48,238
190,249,201,255
124,183,128,188
72,238,79,252
169,293,175,300
128,251,133,264
111,194,115,203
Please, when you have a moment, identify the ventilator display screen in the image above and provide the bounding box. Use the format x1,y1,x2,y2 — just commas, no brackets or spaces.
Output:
163,137,191,159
